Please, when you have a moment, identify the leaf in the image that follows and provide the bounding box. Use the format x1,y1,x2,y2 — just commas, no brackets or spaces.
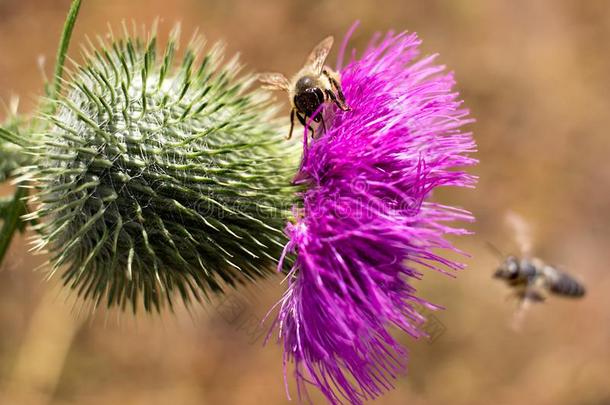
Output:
51,0,82,103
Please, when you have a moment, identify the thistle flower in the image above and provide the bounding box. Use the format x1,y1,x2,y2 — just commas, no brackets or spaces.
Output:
21,25,299,312
272,29,477,404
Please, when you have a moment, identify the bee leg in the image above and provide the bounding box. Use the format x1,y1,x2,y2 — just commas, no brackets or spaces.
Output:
296,111,314,138
323,68,350,111
287,108,295,139
317,115,327,139
524,287,545,302
325,89,347,112
524,278,546,302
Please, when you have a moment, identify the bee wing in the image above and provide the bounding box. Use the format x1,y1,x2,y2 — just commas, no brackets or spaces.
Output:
510,284,545,331
511,296,533,332
257,72,291,91
505,211,533,256
304,36,334,74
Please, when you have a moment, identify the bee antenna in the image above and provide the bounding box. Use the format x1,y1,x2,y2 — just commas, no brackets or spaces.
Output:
485,241,506,259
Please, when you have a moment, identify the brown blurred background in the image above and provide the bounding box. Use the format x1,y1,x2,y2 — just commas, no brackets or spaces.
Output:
1,0,609,404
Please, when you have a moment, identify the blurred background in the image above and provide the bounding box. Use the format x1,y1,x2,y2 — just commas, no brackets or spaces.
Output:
1,0,609,404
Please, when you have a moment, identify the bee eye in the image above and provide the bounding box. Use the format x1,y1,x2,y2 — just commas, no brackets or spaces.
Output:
506,261,519,278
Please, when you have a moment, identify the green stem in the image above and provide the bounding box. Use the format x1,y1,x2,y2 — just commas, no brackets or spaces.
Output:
0,187,28,267
51,0,83,103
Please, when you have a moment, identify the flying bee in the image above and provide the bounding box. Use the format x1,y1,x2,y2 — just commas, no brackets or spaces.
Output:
494,256,586,301
258,36,351,140
491,212,585,329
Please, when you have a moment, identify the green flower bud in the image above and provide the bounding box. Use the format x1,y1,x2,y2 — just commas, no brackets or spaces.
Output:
23,25,299,312
1,104,30,182
1,142,24,183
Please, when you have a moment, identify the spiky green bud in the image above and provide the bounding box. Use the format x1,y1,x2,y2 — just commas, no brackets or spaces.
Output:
23,25,299,312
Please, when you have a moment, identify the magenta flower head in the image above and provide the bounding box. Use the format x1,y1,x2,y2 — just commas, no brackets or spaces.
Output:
271,27,477,404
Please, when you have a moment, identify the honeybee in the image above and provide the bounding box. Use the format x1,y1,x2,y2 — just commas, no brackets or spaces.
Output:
258,36,351,140
492,212,586,329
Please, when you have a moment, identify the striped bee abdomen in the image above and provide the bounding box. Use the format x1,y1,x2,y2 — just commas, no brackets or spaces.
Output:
548,271,586,298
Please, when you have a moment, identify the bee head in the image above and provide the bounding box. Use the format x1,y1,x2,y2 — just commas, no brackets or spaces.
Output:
295,76,318,93
494,256,520,280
